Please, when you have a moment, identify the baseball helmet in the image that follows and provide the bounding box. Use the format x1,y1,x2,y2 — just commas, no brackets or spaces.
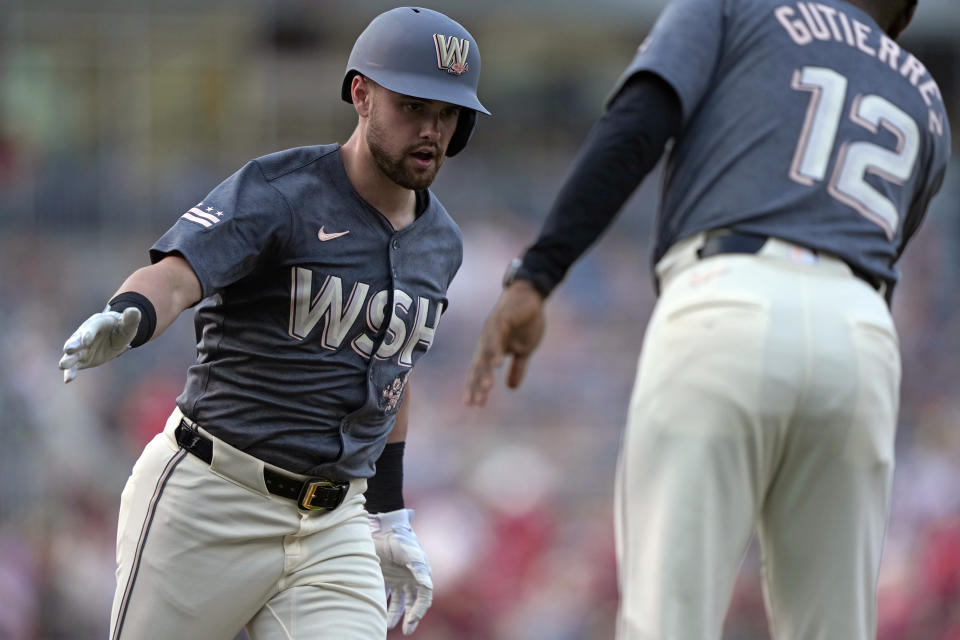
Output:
342,7,490,157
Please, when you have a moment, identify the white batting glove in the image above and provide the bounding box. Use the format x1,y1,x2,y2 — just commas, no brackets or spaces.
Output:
58,307,141,383
369,508,433,635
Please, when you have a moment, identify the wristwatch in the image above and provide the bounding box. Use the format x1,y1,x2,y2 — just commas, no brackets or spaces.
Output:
502,257,552,297
502,258,524,288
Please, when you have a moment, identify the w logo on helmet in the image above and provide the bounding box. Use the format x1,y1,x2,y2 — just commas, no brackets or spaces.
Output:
433,34,470,75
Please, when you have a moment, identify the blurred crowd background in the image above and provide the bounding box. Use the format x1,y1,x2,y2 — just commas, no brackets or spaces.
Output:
1,0,958,638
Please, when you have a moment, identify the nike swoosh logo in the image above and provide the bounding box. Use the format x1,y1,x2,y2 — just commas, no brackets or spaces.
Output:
318,226,350,241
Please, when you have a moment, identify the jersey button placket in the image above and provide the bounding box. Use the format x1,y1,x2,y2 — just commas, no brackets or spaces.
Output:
391,237,400,279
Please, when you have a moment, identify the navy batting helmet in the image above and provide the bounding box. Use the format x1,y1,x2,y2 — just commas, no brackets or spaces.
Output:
342,7,490,157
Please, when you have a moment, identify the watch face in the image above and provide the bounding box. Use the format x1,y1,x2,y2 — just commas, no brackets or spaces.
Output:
503,257,522,287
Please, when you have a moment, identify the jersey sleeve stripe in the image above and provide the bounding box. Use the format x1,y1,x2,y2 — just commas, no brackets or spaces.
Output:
181,212,214,228
189,208,222,224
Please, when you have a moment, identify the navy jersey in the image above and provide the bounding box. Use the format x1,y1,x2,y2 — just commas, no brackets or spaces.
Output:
150,145,463,479
611,0,951,292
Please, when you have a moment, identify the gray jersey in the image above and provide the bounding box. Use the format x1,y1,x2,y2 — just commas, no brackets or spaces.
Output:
612,0,951,291
150,145,462,479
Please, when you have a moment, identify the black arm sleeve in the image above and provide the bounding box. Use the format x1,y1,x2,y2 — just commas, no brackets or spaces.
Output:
514,72,682,297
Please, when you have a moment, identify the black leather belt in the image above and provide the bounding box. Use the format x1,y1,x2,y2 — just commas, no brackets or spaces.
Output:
174,419,350,512
697,231,882,291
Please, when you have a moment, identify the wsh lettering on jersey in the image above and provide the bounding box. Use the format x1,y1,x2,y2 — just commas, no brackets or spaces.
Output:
287,267,441,367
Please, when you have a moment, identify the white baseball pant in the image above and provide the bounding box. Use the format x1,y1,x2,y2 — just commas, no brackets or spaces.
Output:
109,407,387,639
616,234,899,640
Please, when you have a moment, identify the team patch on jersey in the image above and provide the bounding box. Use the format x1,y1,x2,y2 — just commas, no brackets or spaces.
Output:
382,373,409,412
180,202,225,228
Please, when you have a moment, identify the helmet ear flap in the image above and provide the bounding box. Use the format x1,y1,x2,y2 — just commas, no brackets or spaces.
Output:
447,109,476,157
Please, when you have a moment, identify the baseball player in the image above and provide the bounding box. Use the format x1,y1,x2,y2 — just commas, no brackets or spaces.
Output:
57,7,488,639
466,0,949,638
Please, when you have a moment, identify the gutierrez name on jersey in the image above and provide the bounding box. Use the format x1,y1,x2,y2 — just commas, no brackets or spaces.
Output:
775,2,946,136
288,267,441,367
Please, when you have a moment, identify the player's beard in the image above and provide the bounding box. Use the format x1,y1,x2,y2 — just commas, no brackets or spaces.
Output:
366,118,444,191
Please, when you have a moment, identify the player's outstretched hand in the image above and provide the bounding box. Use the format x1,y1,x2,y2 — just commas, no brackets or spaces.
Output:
464,280,546,406
58,307,141,383
369,508,433,635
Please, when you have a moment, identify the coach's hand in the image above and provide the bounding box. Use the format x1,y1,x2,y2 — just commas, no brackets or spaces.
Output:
58,307,141,383
464,280,546,406
369,508,433,635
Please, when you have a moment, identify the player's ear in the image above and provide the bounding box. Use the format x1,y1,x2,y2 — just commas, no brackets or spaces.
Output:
351,75,374,118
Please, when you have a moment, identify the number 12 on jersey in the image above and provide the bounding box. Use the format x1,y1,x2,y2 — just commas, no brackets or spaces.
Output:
789,66,920,239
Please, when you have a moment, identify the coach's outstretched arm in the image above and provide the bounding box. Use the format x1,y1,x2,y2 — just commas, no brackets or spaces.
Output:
465,73,681,406
58,255,202,383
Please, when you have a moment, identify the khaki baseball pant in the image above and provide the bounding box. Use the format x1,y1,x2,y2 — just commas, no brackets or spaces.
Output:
616,234,900,640
109,408,387,640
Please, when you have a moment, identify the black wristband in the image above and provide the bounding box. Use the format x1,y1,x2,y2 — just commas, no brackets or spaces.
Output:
364,441,405,513
108,292,157,348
